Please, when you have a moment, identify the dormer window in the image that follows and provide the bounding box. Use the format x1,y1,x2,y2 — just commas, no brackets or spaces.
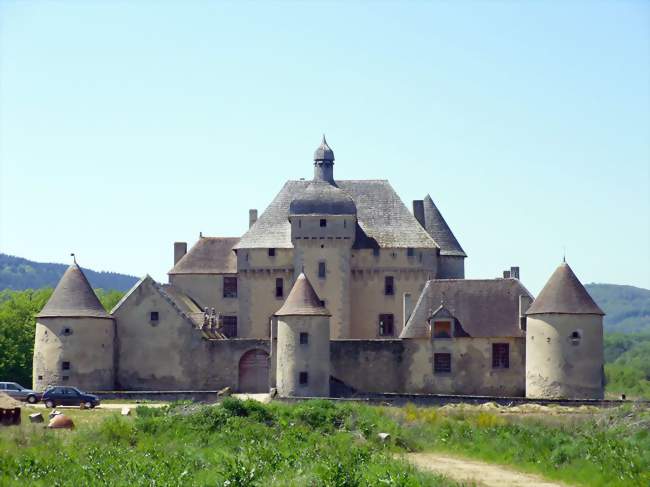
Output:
433,320,452,339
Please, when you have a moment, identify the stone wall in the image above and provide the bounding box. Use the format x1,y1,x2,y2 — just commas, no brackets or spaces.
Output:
169,273,238,312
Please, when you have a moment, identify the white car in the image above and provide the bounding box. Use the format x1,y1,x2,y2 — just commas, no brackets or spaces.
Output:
0,381,41,404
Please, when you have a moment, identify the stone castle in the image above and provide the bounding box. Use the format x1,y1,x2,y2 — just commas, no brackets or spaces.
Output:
33,137,605,399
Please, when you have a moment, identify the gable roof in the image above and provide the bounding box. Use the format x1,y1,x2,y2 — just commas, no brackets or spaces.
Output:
37,263,111,319
168,237,239,275
526,262,604,316
275,272,331,316
420,195,466,257
400,278,532,338
234,180,438,249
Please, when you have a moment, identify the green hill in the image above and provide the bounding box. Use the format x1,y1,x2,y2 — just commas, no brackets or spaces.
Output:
0,253,138,292
585,283,650,334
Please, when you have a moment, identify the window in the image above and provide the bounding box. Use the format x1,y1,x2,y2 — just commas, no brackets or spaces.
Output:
384,276,394,295
222,316,237,338
275,278,284,298
318,261,326,279
62,376,69,381
320,219,327,227
373,248,380,257
319,300,326,307
433,320,452,339
268,248,276,257
37,375,43,380
299,371,309,385
434,353,451,373
492,343,510,368
570,331,582,346
407,247,415,257
5,383,19,391
150,311,159,322
223,276,238,298
62,361,70,370
379,314,394,336
63,327,72,336
300,332,309,345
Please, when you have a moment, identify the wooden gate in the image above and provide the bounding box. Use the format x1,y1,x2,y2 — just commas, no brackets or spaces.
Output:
238,349,269,393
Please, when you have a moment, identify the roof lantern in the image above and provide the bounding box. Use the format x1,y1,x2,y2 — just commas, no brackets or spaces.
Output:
313,134,334,162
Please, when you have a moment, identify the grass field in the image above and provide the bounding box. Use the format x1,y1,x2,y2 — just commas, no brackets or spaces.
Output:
0,399,648,486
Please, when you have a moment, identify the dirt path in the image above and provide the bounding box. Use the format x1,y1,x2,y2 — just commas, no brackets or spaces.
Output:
400,452,569,487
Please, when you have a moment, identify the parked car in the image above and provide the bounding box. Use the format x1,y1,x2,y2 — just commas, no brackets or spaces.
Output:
41,386,100,409
0,381,41,404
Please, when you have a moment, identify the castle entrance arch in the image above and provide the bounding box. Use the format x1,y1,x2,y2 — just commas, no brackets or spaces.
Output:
238,349,269,393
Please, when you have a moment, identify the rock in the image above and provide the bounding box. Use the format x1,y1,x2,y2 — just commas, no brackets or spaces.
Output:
48,414,74,429
29,413,44,423
121,407,131,416
48,410,61,419
378,432,390,442
217,386,232,397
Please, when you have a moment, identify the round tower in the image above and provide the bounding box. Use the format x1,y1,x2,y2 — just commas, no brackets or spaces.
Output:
288,136,356,338
275,272,331,397
525,261,604,399
33,259,115,392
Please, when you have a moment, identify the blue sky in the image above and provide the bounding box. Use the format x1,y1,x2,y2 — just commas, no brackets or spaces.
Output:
0,1,648,294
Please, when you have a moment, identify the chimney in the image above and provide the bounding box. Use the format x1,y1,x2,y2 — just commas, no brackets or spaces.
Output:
519,294,533,331
174,242,187,265
249,209,258,228
510,266,520,280
403,292,414,327
503,270,511,278
413,200,425,228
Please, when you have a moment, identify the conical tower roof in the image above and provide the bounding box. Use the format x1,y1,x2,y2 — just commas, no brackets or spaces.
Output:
422,195,466,257
275,273,331,316
526,262,604,316
37,263,111,318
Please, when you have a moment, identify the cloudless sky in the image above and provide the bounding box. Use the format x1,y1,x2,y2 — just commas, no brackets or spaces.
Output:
1,1,648,295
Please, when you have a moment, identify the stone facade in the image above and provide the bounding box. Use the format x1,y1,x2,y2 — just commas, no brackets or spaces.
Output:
33,138,604,400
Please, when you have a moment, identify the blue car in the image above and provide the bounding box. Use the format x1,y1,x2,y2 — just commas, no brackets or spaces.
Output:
41,386,100,409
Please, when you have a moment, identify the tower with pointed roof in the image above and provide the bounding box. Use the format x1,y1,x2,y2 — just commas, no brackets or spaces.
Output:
33,260,115,392
525,262,605,399
274,273,331,397
288,136,357,338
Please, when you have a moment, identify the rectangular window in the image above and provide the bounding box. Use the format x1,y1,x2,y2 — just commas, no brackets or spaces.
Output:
373,248,380,257
492,343,510,368
434,353,451,373
300,332,309,345
318,261,326,279
223,276,238,298
268,248,276,257
320,219,327,227
379,314,394,336
299,371,309,385
433,320,452,339
407,247,415,257
62,361,70,370
384,276,394,295
275,278,284,298
222,316,238,338
150,311,159,322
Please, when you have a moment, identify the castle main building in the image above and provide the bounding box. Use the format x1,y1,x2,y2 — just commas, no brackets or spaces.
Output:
33,137,605,399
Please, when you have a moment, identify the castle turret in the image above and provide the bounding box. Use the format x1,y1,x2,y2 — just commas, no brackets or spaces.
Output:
288,136,356,338
274,272,331,397
525,261,604,399
33,259,115,392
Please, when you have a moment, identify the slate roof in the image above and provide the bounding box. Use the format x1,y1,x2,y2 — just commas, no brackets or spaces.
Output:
275,273,331,316
37,263,111,319
168,237,239,275
420,195,466,257
400,278,532,338
289,181,357,215
235,180,438,249
526,262,604,316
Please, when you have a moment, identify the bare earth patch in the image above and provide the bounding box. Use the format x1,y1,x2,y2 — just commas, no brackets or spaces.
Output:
399,452,571,487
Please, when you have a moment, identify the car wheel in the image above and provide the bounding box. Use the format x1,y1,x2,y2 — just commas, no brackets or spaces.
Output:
27,395,37,404
45,399,55,408
84,401,92,409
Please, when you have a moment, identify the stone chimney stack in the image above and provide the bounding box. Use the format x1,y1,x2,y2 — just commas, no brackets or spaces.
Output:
503,270,511,278
510,266,520,280
413,200,425,228
249,209,258,228
174,242,187,265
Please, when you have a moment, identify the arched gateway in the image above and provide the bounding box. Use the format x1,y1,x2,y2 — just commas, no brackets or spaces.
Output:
238,349,269,393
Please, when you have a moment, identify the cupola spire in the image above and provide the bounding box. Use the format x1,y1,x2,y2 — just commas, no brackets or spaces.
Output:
313,134,335,183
